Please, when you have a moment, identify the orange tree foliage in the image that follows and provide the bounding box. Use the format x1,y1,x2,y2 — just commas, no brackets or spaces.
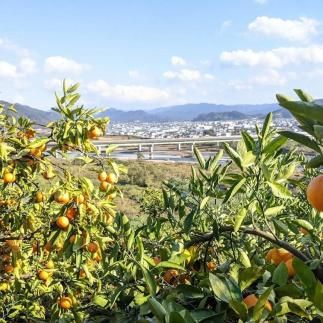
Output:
0,84,322,322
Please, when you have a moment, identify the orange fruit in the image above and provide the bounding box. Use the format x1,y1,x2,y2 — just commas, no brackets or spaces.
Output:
25,128,35,139
3,173,15,184
4,264,14,273
38,270,49,281
54,191,70,204
243,294,272,312
79,269,86,278
93,252,102,262
99,181,110,191
45,260,55,269
56,216,70,230
30,148,42,157
266,248,292,266
87,242,99,253
106,173,118,185
74,194,85,204
299,227,309,235
5,240,20,252
98,171,107,182
307,175,323,211
87,127,102,139
163,269,179,284
285,258,296,277
35,191,45,203
207,261,217,271
43,170,55,180
277,249,293,263
66,207,77,220
153,256,161,265
58,296,73,309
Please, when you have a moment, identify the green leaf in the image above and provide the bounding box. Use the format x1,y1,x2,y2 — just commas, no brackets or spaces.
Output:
279,131,321,153
223,178,246,204
293,258,316,298
313,282,323,312
234,208,247,232
264,206,285,217
156,261,185,270
253,286,273,321
307,155,323,168
267,182,292,199
229,300,248,321
168,312,187,323
261,113,273,140
273,262,289,286
148,297,166,322
294,89,313,102
194,147,205,168
92,295,108,308
200,196,210,210
141,266,157,296
239,267,264,291
209,274,241,303
293,219,313,231
263,135,288,155
222,143,243,170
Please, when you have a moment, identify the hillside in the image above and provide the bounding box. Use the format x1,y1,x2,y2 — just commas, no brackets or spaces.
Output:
193,111,250,121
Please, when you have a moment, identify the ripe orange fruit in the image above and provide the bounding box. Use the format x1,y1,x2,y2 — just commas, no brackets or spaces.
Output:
3,173,15,184
98,171,107,182
54,191,70,204
79,269,86,278
93,252,102,262
5,240,20,252
69,235,77,244
58,296,73,309
106,173,118,185
66,207,77,220
25,128,35,139
87,242,99,253
99,181,110,191
153,256,161,265
30,148,42,157
45,260,55,269
265,248,292,266
74,194,85,204
307,175,323,211
35,191,45,203
207,261,217,271
163,269,179,284
87,126,102,139
4,264,14,273
43,170,55,180
285,258,296,277
243,294,272,312
38,270,49,281
299,227,309,235
56,216,70,230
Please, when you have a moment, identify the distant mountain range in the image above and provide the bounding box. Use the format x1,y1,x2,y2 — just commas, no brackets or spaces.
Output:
0,100,293,124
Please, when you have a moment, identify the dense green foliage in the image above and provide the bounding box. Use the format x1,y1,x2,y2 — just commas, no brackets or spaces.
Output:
0,85,322,322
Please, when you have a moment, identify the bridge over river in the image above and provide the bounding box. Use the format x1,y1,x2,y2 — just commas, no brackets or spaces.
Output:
94,135,243,155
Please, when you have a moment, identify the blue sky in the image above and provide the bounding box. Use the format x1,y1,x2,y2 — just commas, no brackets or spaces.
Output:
1,0,323,110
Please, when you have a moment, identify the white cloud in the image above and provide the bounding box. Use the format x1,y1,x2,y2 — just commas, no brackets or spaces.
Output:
220,46,323,68
87,80,169,102
128,70,141,80
171,56,186,66
45,56,89,74
20,57,37,74
163,68,211,81
221,20,232,29
254,0,268,4
248,16,319,42
0,38,30,57
0,61,18,78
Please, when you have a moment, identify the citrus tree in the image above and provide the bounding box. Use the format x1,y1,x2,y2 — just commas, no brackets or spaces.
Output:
1,85,322,323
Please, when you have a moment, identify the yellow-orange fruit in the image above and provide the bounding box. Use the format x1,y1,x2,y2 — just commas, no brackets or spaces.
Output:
5,240,20,252
265,248,292,266
207,261,217,271
285,258,296,277
3,173,15,184
307,175,323,211
66,207,77,221
35,191,45,203
87,242,99,253
153,256,161,265
45,260,55,269
43,171,55,180
74,194,85,204
56,216,70,230
98,171,107,182
54,191,70,204
30,148,42,157
38,270,49,281
58,296,73,309
79,269,86,278
4,264,14,273
93,252,102,262
243,294,272,312
163,269,179,284
106,173,118,185
99,181,110,191
87,127,102,139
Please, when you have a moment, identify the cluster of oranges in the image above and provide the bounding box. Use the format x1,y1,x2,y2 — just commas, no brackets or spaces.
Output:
98,171,118,192
266,248,295,277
